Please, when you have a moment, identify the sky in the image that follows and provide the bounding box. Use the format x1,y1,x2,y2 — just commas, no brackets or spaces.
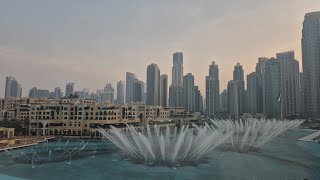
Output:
1,0,320,98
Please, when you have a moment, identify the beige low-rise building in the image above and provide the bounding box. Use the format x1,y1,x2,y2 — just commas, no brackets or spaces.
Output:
0,97,42,122
0,109,16,120
0,127,15,139
0,97,187,138
164,107,186,117
27,99,170,138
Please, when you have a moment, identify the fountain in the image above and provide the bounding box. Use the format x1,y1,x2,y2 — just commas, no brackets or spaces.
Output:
1,119,318,179
210,119,304,152
5,140,98,168
99,124,233,166
99,119,304,166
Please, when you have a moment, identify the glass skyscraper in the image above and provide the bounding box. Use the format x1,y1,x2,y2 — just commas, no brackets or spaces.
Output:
302,11,320,119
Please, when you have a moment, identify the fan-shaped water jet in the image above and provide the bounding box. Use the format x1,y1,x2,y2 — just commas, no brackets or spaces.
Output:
99,124,233,166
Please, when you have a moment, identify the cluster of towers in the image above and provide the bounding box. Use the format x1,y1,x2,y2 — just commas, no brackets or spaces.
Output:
4,11,320,120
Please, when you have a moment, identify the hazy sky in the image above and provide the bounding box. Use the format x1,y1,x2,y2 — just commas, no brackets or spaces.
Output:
1,0,320,98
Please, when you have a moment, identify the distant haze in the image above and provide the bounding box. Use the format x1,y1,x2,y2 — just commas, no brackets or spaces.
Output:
1,0,319,98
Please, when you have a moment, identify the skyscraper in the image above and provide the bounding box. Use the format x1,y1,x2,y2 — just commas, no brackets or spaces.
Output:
29,87,50,98
299,72,304,116
146,63,160,105
220,89,228,113
160,74,168,107
29,87,37,98
206,61,220,117
141,81,146,104
169,52,184,107
133,79,144,103
126,72,137,103
255,58,267,114
5,76,22,98
51,87,63,99
233,63,245,114
233,63,244,81
104,83,114,104
194,86,203,113
172,52,183,86
90,92,96,100
227,80,240,118
302,11,320,119
75,88,90,100
169,85,183,107
65,83,74,98
247,72,258,114
264,58,281,118
183,73,195,113
276,51,301,117
37,88,48,98
116,81,125,104
244,90,249,113
95,89,104,104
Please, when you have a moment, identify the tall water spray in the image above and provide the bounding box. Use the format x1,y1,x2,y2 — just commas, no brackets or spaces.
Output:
100,119,304,165
99,124,233,165
5,140,96,168
211,119,304,152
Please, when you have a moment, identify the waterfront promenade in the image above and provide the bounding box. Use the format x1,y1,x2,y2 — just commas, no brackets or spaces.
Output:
0,136,55,152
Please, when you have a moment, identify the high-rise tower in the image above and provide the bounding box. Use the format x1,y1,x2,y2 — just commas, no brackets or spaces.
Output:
206,61,220,117
276,51,300,117
5,76,22,98
65,82,74,98
172,52,183,86
126,72,137,103
146,63,160,105
183,73,195,113
116,81,125,104
160,74,168,107
302,11,320,118
169,52,184,107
